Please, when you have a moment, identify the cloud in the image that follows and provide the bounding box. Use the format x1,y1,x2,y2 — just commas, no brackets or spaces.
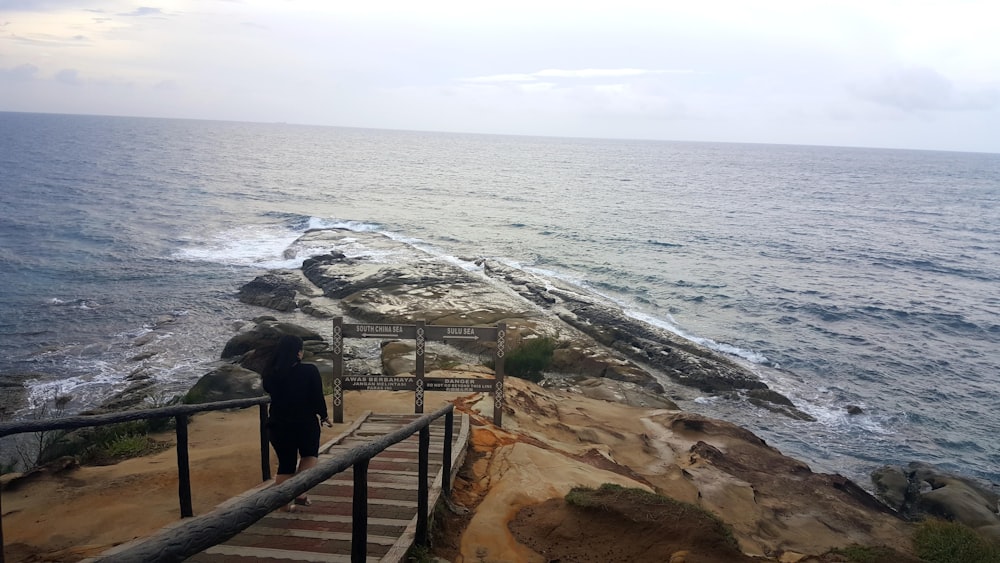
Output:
460,68,694,84
118,7,164,17
2,1,998,152
55,68,79,84
850,66,1000,112
0,1,84,9
0,63,39,81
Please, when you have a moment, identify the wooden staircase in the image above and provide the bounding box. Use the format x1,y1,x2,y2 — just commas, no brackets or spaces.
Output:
97,412,469,563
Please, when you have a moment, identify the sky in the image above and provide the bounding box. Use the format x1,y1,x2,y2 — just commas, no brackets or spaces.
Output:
1,1,999,153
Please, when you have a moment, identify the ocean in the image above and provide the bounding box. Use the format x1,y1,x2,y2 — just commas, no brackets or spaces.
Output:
0,112,997,487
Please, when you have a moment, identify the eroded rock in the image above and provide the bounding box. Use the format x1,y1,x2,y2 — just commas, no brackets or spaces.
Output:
872,461,1000,541
291,229,801,409
185,364,264,404
452,378,919,560
237,272,308,312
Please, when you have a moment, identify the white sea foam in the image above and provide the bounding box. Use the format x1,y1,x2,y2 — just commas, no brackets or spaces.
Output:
628,310,770,365
523,264,590,290
21,359,124,415
45,297,99,310
751,371,890,435
175,224,302,268
519,265,762,366
174,217,385,268
521,263,772,366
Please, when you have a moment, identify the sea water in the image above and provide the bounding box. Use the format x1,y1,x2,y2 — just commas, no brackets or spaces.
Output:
0,112,997,486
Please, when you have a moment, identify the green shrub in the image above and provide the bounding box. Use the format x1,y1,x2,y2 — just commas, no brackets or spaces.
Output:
405,544,433,563
104,433,155,459
143,393,182,433
914,519,1000,563
182,386,206,404
501,337,557,382
1,457,17,475
70,421,166,465
828,545,906,562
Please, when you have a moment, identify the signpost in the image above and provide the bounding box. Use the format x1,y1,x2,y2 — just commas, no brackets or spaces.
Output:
331,317,505,426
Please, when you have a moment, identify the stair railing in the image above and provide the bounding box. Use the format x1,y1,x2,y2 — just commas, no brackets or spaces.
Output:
0,396,272,563
93,404,456,563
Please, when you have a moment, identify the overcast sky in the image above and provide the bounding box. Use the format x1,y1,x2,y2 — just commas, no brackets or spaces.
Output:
2,1,999,153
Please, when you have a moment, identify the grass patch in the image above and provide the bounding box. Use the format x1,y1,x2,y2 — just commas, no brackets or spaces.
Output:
914,519,1000,563
828,545,911,563
565,483,738,550
104,433,155,459
487,336,557,382
81,422,168,465
1,458,17,475
404,544,433,562
39,420,168,466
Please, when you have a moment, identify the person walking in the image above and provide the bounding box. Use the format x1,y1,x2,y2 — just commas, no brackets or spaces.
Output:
263,334,330,511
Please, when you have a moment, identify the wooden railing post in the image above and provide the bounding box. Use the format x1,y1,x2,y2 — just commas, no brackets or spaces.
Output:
259,404,271,482
1,482,6,563
416,425,430,546
443,410,454,495
175,414,194,518
351,459,369,563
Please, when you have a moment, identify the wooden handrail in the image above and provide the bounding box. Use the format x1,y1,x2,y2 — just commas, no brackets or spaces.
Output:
0,396,272,563
0,397,269,438
94,404,457,563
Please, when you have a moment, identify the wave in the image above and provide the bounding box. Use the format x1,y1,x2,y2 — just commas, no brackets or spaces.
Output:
518,260,771,366
175,215,492,279
47,297,100,310
648,240,683,248
626,310,770,365
870,255,995,282
172,216,384,268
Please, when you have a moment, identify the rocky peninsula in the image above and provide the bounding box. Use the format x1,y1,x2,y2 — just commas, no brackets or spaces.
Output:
2,227,998,562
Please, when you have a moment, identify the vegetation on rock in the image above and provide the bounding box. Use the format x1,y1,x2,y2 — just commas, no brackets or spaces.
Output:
490,336,557,382
913,519,1000,563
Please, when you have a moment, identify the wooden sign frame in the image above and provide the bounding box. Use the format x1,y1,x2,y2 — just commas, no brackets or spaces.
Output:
331,317,506,426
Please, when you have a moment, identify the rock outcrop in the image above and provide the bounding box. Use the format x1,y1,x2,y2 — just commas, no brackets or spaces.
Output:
447,377,920,561
873,462,1000,544
0,372,33,418
481,258,767,394
283,228,812,417
237,272,309,312
183,364,264,404
220,318,326,375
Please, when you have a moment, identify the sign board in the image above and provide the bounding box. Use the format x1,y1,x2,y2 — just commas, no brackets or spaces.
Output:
424,325,496,341
341,376,416,391
331,317,505,427
342,324,417,339
424,377,497,393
